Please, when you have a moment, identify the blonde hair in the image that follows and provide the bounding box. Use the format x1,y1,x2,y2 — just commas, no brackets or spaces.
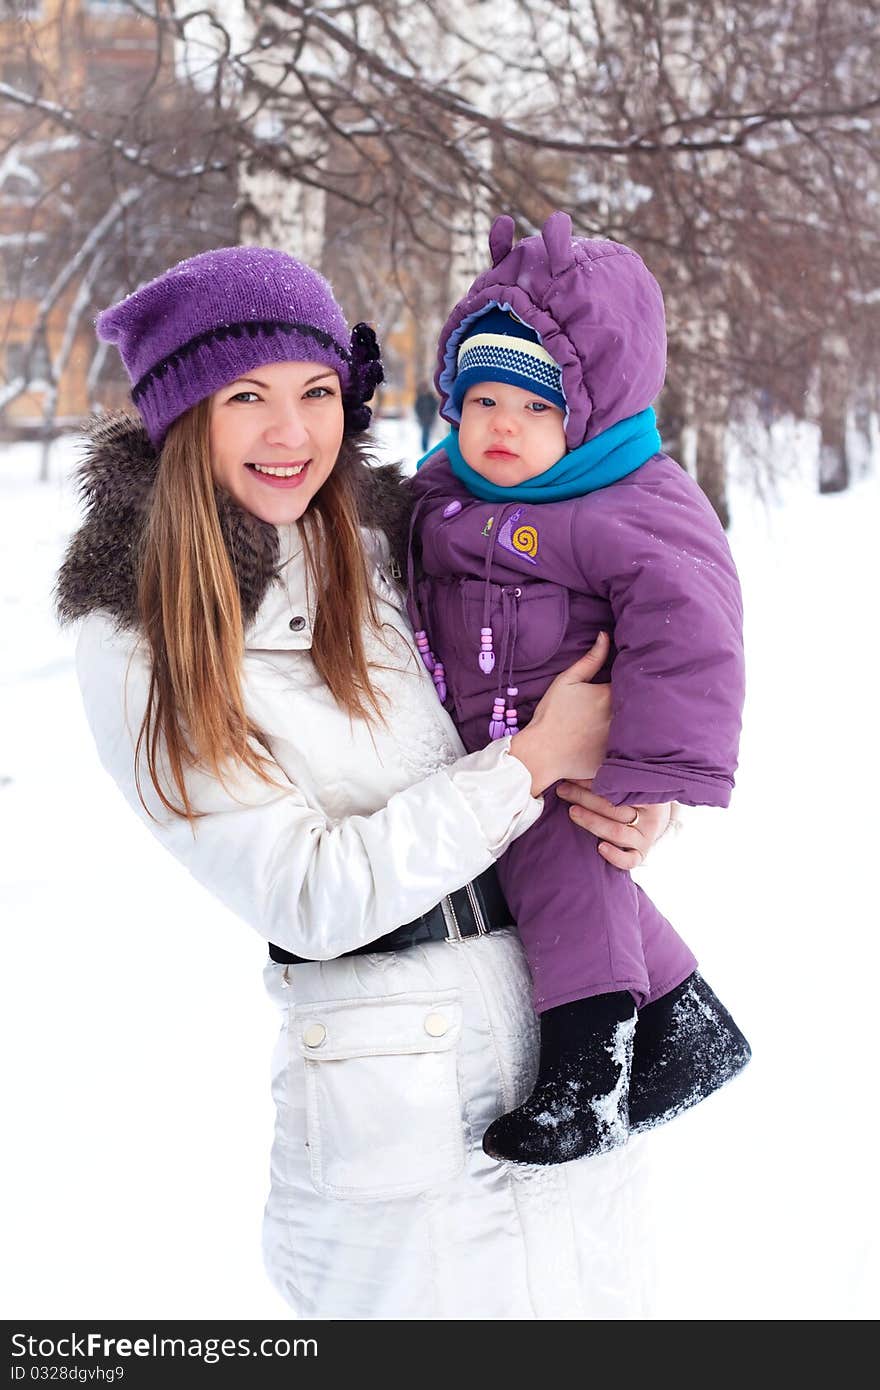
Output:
135,400,383,821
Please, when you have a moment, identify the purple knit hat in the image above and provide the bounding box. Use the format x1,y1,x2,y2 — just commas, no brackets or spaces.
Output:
436,211,666,449
96,246,383,448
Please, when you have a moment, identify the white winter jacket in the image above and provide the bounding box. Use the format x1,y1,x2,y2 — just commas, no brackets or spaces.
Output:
76,524,652,1320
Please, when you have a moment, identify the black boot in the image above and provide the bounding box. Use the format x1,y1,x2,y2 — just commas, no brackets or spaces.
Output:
482,991,637,1165
629,972,752,1134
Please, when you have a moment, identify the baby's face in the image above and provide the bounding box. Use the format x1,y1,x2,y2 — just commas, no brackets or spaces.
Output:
458,381,566,486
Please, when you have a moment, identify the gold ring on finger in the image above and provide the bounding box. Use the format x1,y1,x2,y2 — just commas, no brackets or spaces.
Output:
627,808,640,829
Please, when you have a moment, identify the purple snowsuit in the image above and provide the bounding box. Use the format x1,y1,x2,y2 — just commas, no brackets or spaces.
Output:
406,215,745,1015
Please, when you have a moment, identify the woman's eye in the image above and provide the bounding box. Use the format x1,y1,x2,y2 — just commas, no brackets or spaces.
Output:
229,390,260,403
304,386,334,398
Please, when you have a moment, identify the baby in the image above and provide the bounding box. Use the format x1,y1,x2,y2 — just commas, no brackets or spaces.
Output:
407,212,751,1165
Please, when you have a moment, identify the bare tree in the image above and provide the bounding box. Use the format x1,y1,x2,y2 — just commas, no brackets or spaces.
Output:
1,0,877,512
0,0,236,459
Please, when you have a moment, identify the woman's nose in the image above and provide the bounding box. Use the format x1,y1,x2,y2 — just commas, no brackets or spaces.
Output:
263,406,309,450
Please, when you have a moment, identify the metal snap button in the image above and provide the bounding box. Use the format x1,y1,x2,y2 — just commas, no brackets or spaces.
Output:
289,615,307,632
303,1022,327,1048
424,1012,449,1038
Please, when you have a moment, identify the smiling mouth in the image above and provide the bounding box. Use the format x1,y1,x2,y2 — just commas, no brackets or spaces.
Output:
246,461,309,477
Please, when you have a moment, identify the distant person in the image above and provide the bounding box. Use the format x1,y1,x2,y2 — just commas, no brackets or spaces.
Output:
414,381,438,452
758,386,776,428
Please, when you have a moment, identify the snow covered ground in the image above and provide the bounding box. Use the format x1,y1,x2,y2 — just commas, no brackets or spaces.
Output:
1,413,877,1319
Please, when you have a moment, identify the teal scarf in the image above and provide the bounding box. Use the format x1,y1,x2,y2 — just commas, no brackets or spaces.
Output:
419,407,661,502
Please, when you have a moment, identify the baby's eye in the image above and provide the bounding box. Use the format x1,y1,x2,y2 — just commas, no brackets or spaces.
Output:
474,395,496,408
228,390,260,403
527,401,550,413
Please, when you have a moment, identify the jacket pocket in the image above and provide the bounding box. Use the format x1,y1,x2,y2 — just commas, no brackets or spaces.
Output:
458,578,570,674
294,988,466,1202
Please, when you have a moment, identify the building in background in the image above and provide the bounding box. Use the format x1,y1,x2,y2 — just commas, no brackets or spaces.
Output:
1,0,163,436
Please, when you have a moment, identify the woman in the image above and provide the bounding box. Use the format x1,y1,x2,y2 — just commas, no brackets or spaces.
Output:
57,246,674,1320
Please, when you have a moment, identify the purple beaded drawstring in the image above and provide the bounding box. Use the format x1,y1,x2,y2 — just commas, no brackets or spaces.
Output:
479,628,495,675
503,689,519,735
414,629,435,672
488,586,521,740
413,631,447,700
476,504,510,676
503,589,520,735
406,487,447,703
487,597,510,739
488,696,507,740
504,690,519,735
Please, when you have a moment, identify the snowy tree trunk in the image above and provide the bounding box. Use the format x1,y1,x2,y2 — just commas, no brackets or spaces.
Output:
444,0,495,303
849,382,875,480
447,206,493,305
695,419,730,529
818,411,849,494
237,170,326,267
190,2,327,263
817,356,850,494
39,433,52,485
658,378,689,463
852,387,871,448
37,250,107,481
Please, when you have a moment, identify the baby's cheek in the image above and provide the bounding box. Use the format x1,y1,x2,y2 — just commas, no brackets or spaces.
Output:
457,420,483,473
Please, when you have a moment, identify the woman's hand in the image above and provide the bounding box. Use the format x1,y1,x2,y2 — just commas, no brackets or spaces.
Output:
556,780,673,868
509,634,612,795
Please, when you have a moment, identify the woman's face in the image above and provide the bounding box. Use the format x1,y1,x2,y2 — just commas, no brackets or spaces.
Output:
208,360,345,524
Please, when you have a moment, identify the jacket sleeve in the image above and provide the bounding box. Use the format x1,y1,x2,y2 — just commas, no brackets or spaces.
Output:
574,463,745,808
75,614,543,958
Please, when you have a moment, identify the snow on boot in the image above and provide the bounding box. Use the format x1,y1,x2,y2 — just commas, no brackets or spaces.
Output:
482,991,636,1165
629,972,752,1134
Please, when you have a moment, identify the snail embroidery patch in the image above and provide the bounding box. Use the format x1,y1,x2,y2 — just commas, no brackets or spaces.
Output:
498,507,539,565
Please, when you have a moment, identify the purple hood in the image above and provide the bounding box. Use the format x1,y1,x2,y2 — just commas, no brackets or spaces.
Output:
436,211,667,450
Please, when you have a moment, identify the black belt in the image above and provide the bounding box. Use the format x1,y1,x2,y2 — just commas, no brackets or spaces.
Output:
268,865,512,966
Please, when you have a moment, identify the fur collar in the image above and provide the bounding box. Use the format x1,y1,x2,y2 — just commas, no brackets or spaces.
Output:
55,412,413,631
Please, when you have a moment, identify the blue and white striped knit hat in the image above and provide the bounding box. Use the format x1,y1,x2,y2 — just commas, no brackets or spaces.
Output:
450,306,565,413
